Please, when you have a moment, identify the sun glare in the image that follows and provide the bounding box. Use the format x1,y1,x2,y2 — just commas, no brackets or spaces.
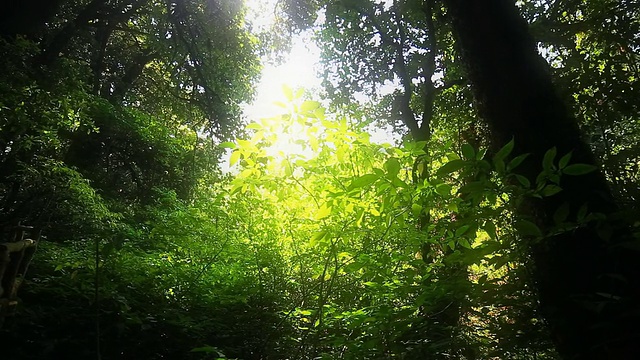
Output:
216,1,325,172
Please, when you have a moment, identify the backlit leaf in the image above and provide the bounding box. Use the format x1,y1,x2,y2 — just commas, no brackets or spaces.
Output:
229,151,241,166
315,203,332,220
301,100,321,112
282,84,293,101
219,141,236,149
348,174,379,190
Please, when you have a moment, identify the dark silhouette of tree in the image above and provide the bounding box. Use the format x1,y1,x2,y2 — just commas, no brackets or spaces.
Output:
443,0,640,358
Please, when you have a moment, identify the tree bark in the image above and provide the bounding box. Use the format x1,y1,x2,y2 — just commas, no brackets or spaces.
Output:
442,0,640,358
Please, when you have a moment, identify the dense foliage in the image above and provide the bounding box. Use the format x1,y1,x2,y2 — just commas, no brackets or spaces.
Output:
1,1,638,359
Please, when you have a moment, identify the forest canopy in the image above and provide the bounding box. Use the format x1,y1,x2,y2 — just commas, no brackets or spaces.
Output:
0,0,639,359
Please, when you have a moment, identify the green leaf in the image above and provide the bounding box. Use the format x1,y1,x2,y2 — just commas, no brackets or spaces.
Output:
245,122,262,130
577,204,588,222
384,157,401,178
219,141,236,149
462,143,475,160
282,84,293,101
437,159,465,176
553,202,571,224
411,203,422,217
493,138,514,162
310,230,329,245
435,183,452,196
229,151,241,166
515,219,543,237
514,174,531,188
558,152,572,169
494,158,505,174
562,164,597,175
476,147,487,160
191,346,219,354
542,147,557,171
300,100,321,112
455,224,470,237
507,153,529,171
542,184,562,197
460,181,485,194
484,221,497,240
315,203,332,220
348,174,379,190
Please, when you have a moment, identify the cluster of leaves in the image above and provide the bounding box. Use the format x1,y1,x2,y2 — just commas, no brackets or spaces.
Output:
4,89,581,359
2,0,639,359
217,93,572,359
0,1,264,356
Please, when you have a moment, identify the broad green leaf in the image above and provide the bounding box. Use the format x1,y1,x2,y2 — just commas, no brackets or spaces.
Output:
315,203,332,220
553,202,571,224
462,143,475,160
542,184,562,197
370,206,380,217
455,225,470,237
446,202,458,213
484,221,497,240
507,153,529,171
245,122,262,130
435,183,452,196
310,230,329,246
494,138,514,162
514,174,531,188
229,151,241,166
355,208,365,227
577,204,589,222
348,174,379,190
283,159,293,176
282,84,293,101
191,346,220,354
562,164,597,175
515,219,543,237
411,203,422,217
300,100,321,112
219,141,236,149
558,152,572,169
476,147,487,160
460,181,484,194
437,159,465,176
542,147,557,171
384,157,401,178
236,139,252,148
494,158,505,174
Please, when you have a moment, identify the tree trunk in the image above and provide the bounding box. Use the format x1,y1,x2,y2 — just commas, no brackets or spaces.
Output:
442,0,640,358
